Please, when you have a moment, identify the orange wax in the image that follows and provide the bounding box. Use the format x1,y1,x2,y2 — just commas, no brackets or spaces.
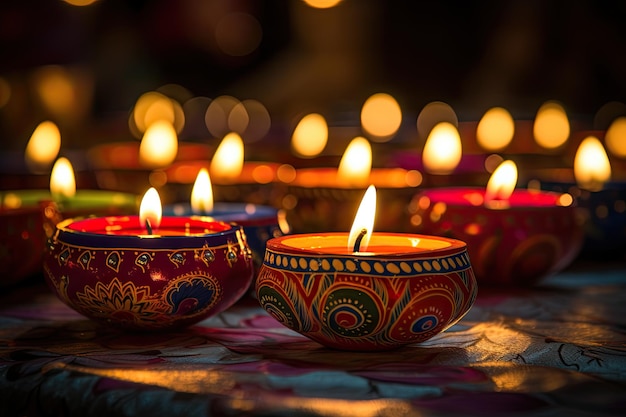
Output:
279,233,452,256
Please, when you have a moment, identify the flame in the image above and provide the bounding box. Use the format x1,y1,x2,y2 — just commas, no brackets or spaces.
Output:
360,93,402,142
605,116,626,158
210,132,245,182
191,168,214,214
416,101,458,140
422,122,462,174
484,160,518,203
25,121,61,171
139,120,178,168
50,157,76,198
533,101,570,149
139,187,162,232
292,113,328,157
337,137,372,187
302,0,343,8
476,107,515,151
348,185,376,252
574,136,611,191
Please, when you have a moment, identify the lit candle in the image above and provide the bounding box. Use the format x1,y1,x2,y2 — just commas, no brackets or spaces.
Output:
285,137,422,233
527,136,626,257
164,168,286,271
256,185,477,351
410,160,584,286
43,187,254,330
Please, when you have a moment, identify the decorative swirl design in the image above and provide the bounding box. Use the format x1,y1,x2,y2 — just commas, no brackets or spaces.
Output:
320,286,382,338
165,274,221,317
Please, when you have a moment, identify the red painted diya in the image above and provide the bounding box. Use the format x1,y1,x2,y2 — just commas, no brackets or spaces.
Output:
256,233,477,351
409,188,584,286
0,201,61,287
44,216,254,330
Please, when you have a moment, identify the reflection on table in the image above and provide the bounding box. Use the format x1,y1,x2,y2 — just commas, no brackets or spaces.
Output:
1,260,625,417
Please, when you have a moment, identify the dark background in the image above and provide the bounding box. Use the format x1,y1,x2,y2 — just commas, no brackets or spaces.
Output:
1,0,626,147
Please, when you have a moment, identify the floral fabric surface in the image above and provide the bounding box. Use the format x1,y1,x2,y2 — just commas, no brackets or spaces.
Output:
1,261,625,417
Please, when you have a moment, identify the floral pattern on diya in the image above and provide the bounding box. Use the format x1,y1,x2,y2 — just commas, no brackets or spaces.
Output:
43,220,254,330
257,248,477,351
73,277,165,326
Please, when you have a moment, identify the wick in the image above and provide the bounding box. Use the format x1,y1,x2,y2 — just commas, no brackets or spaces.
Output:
145,219,153,235
353,228,367,253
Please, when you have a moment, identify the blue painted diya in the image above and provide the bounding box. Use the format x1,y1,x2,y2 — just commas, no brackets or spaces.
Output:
44,216,254,330
256,233,477,351
165,202,287,273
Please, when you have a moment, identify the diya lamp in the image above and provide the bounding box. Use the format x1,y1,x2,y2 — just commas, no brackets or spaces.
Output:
163,132,286,207
409,160,584,286
0,199,61,287
89,88,205,191
1,157,137,286
284,136,422,233
256,185,477,351
4,157,138,218
1,121,96,191
528,135,626,257
43,187,254,330
165,168,288,272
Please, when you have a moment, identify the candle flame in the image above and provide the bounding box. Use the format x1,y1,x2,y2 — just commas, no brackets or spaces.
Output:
292,113,328,157
50,157,76,198
360,93,402,142
337,137,372,187
348,185,376,252
25,121,61,172
533,101,570,149
139,187,162,232
139,120,178,168
485,160,518,203
210,132,244,182
191,168,214,214
422,122,462,174
605,116,626,158
476,107,515,151
574,136,611,191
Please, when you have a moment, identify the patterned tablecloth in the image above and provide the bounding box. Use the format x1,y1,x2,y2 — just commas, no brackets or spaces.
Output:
1,261,625,417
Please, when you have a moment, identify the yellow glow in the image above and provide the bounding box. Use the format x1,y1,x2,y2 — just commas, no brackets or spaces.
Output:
337,137,372,187
558,193,574,207
485,160,518,203
205,96,240,138
360,93,402,142
605,116,626,157
238,99,271,143
416,101,458,139
292,113,328,157
133,91,182,134
228,101,250,136
33,66,77,118
210,132,245,182
348,185,376,252
422,122,462,174
533,101,570,149
302,0,343,8
191,168,214,214
139,187,162,232
139,121,178,168
476,107,515,151
50,157,76,198
574,136,611,191
63,0,99,5
25,121,61,171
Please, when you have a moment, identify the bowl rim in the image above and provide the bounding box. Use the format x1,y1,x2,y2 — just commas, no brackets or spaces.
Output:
54,216,244,249
264,232,468,259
